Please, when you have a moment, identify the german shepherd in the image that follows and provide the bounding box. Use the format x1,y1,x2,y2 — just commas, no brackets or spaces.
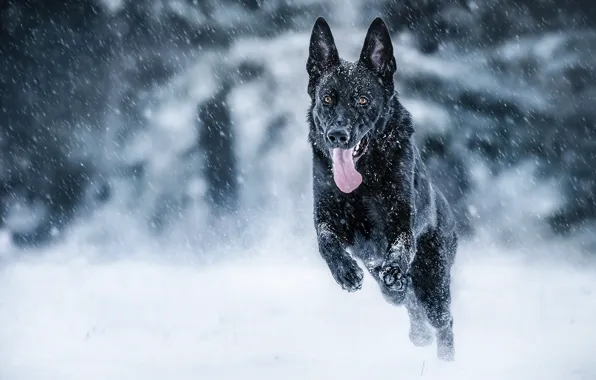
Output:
306,17,458,361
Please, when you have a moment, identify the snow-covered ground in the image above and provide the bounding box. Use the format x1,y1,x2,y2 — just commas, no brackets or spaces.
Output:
0,238,594,380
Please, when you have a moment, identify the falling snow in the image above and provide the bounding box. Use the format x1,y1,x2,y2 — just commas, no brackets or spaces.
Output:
0,1,595,379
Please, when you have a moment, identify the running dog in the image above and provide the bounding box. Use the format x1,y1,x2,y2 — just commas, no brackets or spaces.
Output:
306,17,458,361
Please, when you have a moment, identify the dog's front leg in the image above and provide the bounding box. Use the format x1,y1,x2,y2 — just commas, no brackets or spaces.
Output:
379,199,415,291
316,222,364,292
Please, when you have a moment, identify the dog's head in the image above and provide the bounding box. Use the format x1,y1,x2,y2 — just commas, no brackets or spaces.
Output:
306,17,397,193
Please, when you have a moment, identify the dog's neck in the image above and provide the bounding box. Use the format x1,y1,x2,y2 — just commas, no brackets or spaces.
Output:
374,92,414,149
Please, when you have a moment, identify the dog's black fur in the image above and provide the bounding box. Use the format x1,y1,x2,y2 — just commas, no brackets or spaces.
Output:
306,17,458,361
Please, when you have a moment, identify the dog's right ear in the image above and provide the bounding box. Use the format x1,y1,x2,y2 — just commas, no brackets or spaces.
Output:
306,17,340,84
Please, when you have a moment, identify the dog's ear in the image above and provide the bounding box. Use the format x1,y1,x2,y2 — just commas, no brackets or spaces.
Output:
307,17,340,82
359,17,396,84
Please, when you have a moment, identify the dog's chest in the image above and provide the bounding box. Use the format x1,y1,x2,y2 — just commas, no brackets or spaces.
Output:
344,195,388,269
343,195,381,236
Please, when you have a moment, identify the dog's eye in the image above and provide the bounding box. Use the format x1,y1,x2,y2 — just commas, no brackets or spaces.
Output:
358,96,369,105
322,95,333,104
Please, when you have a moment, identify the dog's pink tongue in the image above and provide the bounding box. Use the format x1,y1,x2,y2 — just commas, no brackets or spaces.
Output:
331,148,363,193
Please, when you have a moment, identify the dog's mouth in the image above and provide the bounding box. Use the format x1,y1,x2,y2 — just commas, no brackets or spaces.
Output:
352,135,369,160
329,134,369,194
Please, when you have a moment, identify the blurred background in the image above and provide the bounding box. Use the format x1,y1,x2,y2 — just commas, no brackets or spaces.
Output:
2,0,595,257
1,0,596,255
1,1,596,378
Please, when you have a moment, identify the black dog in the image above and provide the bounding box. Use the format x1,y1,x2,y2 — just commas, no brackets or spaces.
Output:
306,17,458,361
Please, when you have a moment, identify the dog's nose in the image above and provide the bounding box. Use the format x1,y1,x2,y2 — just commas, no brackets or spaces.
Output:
326,128,350,147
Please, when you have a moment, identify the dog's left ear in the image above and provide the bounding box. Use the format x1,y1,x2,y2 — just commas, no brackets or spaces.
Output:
359,17,396,84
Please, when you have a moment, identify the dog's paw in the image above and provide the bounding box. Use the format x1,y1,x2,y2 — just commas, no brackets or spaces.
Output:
409,324,433,347
379,264,407,292
329,256,364,292
436,325,455,361
438,343,455,361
